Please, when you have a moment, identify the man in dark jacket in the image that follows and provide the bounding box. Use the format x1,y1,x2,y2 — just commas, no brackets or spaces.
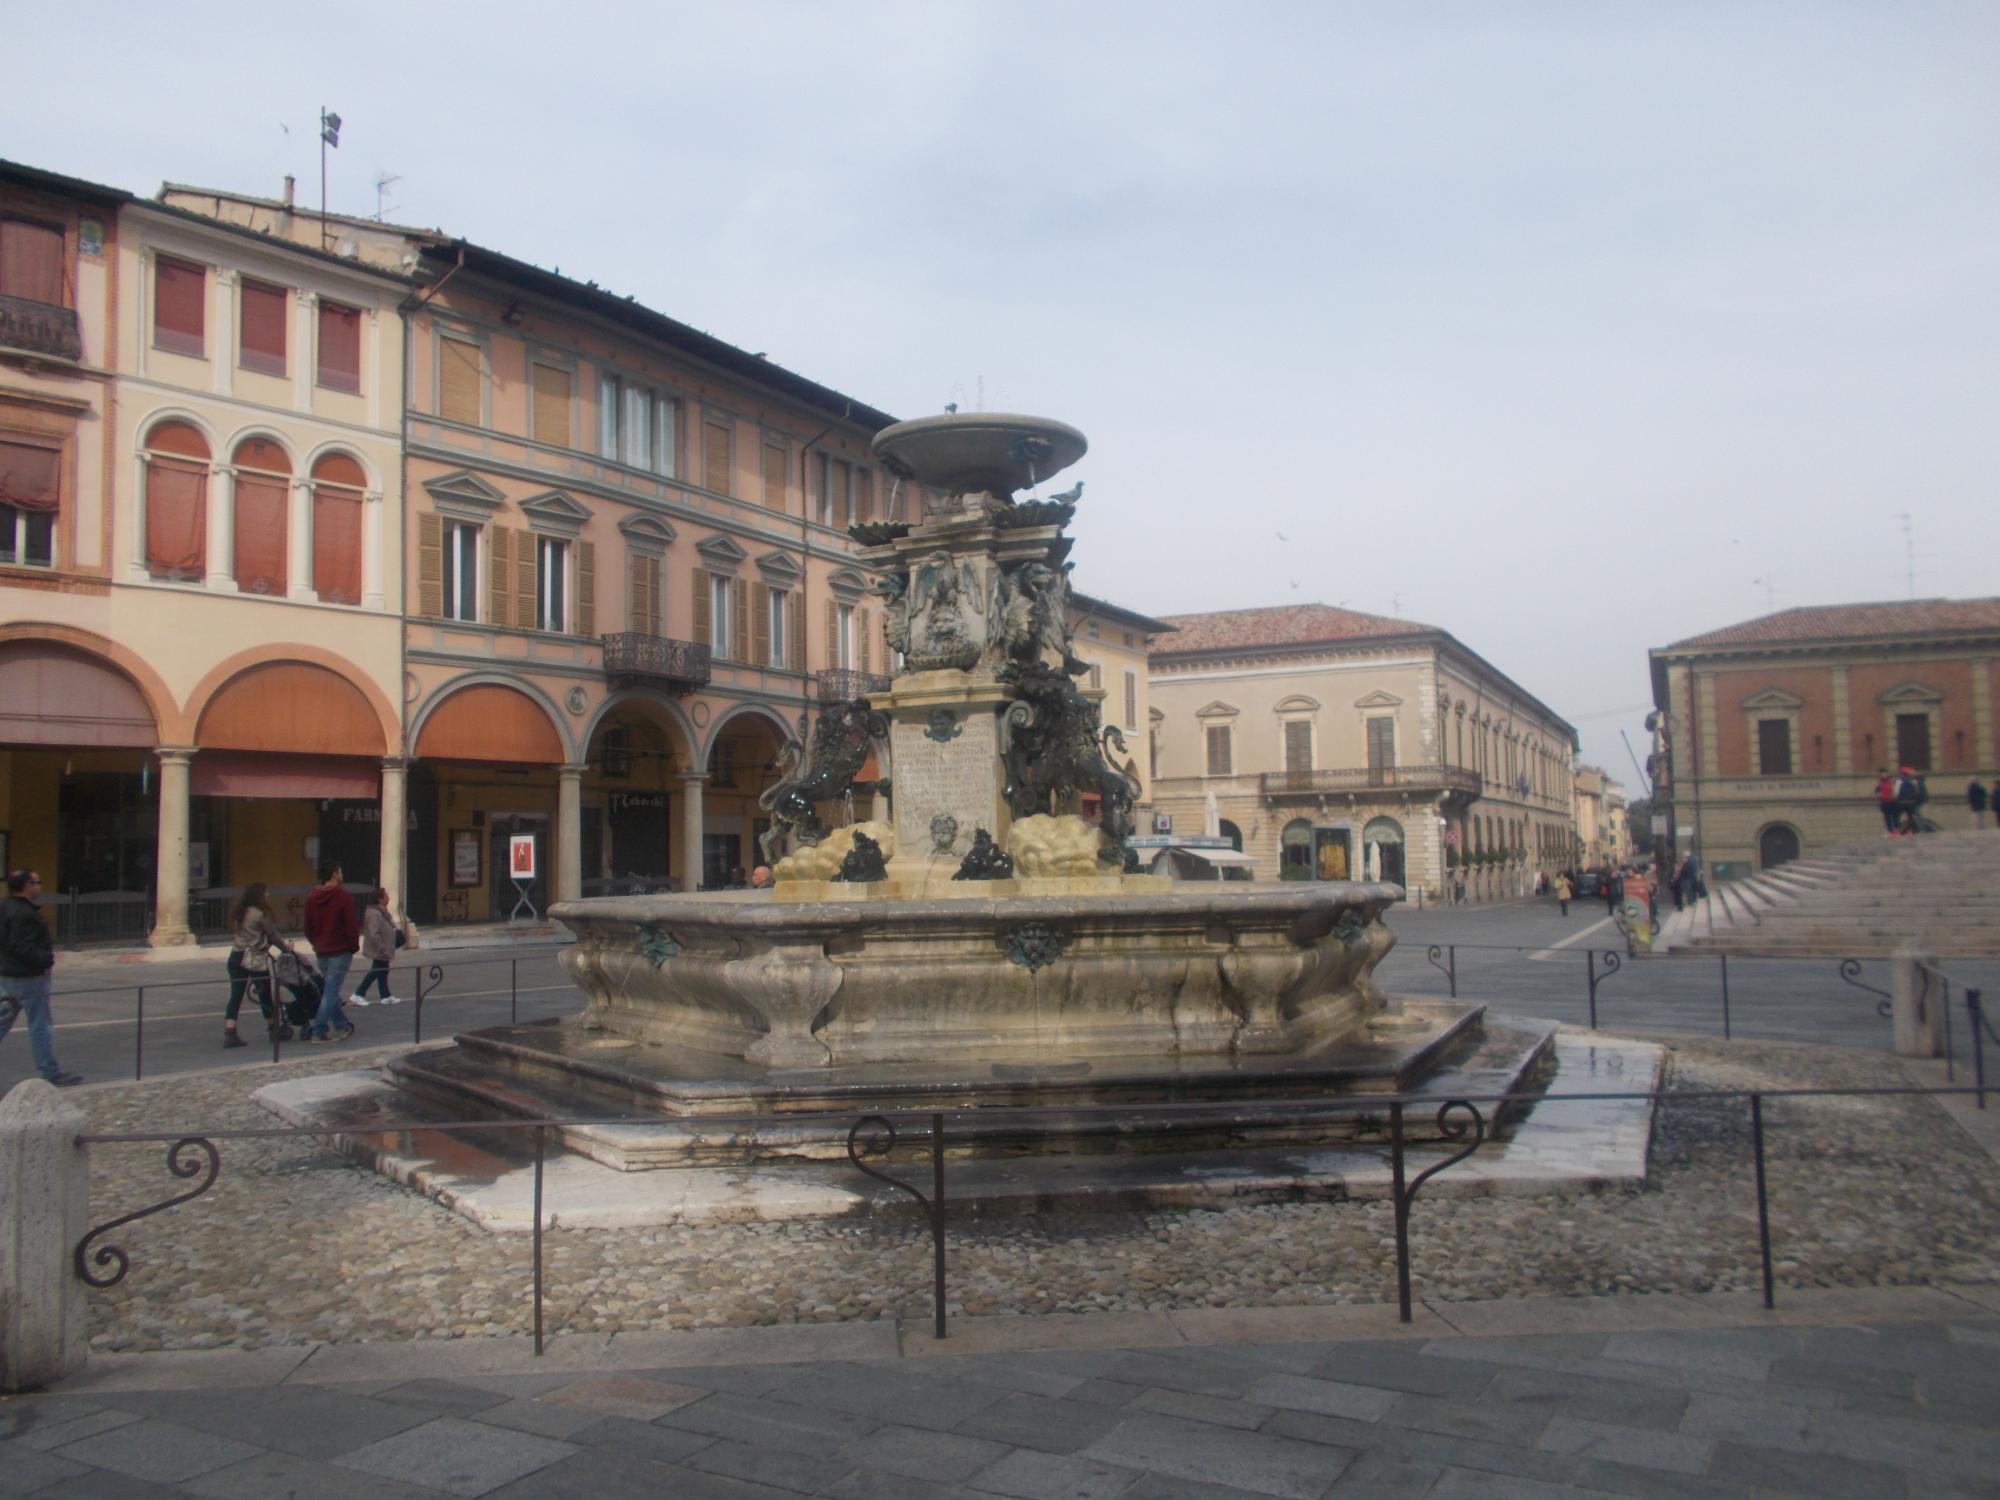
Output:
300,862,358,1042
0,870,81,1085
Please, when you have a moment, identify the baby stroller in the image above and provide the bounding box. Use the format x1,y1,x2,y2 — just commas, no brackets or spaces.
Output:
261,946,327,1040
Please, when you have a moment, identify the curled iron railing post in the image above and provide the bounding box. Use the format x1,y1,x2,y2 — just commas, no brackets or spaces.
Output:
1425,944,1457,998
134,986,144,1082
1719,954,1732,1041
1585,949,1622,1029
533,1125,546,1357
413,963,443,1044
1388,1099,1486,1324
1749,1093,1775,1309
846,1113,948,1339
74,1136,221,1288
1837,958,1893,1019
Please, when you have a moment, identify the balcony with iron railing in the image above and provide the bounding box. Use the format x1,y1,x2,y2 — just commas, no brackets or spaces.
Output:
600,633,711,694
815,668,893,704
1260,764,1484,799
0,294,83,362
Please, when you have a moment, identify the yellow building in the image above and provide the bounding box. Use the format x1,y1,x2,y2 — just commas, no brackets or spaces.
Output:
1147,604,1577,899
1,160,409,943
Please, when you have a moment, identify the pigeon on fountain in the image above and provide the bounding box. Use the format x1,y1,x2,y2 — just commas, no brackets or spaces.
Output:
1048,480,1084,504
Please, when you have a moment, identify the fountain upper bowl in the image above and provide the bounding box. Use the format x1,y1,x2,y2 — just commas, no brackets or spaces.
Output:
873,413,1086,498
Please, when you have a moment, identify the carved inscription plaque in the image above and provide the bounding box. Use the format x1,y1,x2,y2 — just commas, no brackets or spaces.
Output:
893,712,1000,859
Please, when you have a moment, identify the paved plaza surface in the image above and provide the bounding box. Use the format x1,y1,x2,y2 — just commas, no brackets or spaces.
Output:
12,900,1999,1090
6,1287,1998,1498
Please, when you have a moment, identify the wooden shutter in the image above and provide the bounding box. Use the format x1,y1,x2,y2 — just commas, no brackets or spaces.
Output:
0,219,64,305
1088,663,1102,689
576,540,595,637
789,593,806,671
516,532,538,630
233,467,290,596
487,526,512,627
859,607,871,673
825,598,839,670
532,364,571,447
1284,721,1312,772
703,419,731,494
691,566,711,646
144,458,206,577
238,279,287,374
1367,717,1395,770
856,469,874,523
417,512,443,617
1206,726,1231,776
1125,671,1137,728
153,255,204,355
439,336,481,423
630,553,661,634
761,442,787,511
316,301,362,391
733,579,750,665
752,582,771,665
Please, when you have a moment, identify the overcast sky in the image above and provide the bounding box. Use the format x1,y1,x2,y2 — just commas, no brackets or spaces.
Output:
9,2,1996,785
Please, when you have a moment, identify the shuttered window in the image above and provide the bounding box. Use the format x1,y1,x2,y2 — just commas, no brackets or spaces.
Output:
309,452,365,604
532,363,572,447
761,441,788,511
536,536,567,632
440,520,479,621
1284,721,1312,773
238,279,287,375
1205,726,1232,777
1124,671,1138,729
0,219,64,305
703,418,732,495
855,468,874,523
753,582,773,666
439,335,482,424
0,438,59,569
230,438,289,596
487,526,513,627
316,300,362,391
575,539,595,637
153,255,205,356
1757,719,1792,776
143,422,209,579
629,553,661,635
1366,717,1396,770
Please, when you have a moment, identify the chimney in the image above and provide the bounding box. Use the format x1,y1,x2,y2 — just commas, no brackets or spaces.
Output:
282,175,295,211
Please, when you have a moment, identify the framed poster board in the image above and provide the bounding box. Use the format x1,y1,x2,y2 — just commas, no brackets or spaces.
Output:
509,833,537,880
450,829,481,887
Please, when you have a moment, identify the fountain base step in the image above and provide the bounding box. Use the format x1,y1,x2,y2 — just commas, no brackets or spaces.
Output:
250,1021,1655,1230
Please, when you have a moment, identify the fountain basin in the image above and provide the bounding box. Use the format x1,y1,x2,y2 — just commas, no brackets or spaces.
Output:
873,412,1087,497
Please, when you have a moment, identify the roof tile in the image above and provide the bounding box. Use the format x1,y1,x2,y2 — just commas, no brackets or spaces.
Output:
1667,598,2000,649
1150,603,1430,654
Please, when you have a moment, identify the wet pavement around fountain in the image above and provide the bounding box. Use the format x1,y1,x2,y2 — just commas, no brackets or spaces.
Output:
14,899,1999,1091
9,1287,2000,1498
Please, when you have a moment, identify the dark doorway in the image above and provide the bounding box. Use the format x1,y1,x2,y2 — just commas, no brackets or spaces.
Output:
406,763,438,924
1758,825,1801,869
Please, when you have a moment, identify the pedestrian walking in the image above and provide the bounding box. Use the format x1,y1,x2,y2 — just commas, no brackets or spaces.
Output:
1671,852,1697,911
300,862,357,1042
1604,869,1622,917
352,887,405,1006
224,881,292,1047
1554,872,1571,916
0,869,81,1086
1893,766,1925,836
1967,777,1987,830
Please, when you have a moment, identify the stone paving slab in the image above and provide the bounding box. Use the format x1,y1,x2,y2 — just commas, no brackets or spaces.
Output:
9,1288,1999,1498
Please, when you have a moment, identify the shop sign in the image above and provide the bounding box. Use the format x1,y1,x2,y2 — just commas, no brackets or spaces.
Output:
608,792,668,815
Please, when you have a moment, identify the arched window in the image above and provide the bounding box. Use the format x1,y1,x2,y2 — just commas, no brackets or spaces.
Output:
230,438,290,596
1280,818,1313,881
143,421,209,580
1219,818,1243,852
310,452,365,604
1362,816,1405,886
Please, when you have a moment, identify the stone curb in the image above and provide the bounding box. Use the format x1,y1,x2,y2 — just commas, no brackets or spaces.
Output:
47,1282,1998,1395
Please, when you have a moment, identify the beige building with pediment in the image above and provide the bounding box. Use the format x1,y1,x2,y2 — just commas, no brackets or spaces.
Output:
1146,604,1577,900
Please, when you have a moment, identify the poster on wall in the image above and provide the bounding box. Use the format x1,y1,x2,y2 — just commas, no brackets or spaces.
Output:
188,841,210,887
451,830,481,887
509,834,537,880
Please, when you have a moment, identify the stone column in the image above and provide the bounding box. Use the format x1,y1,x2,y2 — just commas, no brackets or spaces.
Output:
679,774,708,891
0,1081,90,1391
556,764,585,905
204,464,236,591
151,748,196,947
378,758,407,911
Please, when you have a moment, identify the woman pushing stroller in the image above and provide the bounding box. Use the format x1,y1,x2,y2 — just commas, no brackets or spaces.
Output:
223,882,292,1048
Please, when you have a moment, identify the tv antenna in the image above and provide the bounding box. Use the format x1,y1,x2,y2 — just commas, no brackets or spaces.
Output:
372,171,401,221
1752,575,1776,610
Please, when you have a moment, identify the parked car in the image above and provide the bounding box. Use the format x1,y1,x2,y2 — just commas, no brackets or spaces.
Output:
1573,871,1604,898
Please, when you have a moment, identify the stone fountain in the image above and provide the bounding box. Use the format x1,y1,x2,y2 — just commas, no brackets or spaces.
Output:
261,413,1564,1220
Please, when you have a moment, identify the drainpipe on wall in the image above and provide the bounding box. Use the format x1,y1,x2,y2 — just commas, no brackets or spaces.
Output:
795,402,852,734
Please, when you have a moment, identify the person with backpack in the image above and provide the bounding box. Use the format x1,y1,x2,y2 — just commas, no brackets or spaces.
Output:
0,870,80,1086
1874,769,1899,836
300,862,358,1042
1891,767,1920,837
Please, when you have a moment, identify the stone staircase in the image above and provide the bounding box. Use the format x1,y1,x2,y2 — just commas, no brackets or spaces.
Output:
1656,831,2000,958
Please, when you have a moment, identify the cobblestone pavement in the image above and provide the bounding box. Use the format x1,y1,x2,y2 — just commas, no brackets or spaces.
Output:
70,1033,2000,1354
7,1294,1999,1497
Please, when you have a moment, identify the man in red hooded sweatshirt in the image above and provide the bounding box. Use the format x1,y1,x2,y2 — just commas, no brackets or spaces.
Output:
301,861,357,1042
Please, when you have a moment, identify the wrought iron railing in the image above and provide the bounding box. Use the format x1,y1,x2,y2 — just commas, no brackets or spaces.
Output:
600,632,711,693
1260,764,1483,797
814,668,893,704
0,293,83,362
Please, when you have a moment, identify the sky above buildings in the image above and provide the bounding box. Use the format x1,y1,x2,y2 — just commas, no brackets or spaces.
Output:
8,2,1995,786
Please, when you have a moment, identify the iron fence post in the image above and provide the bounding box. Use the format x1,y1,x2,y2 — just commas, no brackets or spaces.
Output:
414,966,425,1045
1750,1093,1775,1310
1586,950,1598,1030
931,1111,947,1341
1970,989,1986,1110
1720,954,1732,1041
1389,1102,1412,1323
68,886,80,951
533,1125,546,1357
511,958,519,1026
134,986,144,1081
